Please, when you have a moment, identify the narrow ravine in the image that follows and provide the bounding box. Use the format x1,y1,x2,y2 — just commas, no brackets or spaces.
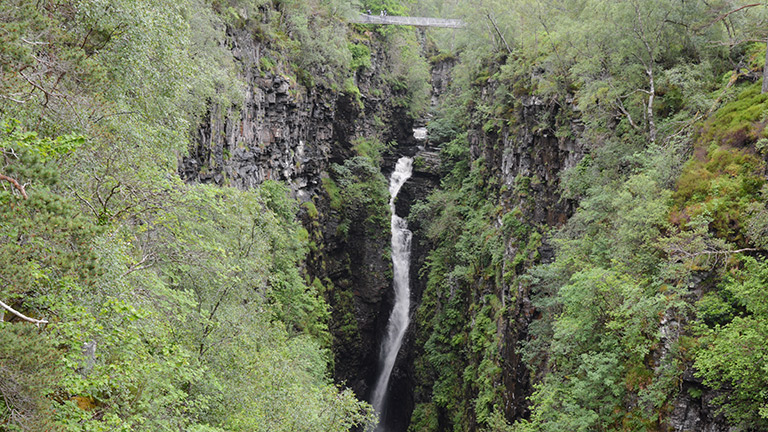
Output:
371,156,414,429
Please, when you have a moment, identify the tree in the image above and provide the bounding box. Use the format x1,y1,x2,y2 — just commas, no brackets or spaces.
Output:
697,2,768,92
695,256,768,428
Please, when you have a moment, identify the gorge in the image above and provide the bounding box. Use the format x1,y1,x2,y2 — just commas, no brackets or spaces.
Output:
3,1,768,432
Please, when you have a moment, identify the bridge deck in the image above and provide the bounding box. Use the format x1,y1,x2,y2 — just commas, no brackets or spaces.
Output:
351,14,465,29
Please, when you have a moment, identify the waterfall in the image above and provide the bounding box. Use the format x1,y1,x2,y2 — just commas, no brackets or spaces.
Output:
371,157,414,429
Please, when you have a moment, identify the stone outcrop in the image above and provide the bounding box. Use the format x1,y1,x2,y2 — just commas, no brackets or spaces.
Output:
668,370,732,432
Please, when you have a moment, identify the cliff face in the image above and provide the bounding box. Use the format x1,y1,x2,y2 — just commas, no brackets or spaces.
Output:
180,26,407,201
474,88,585,423
496,95,584,420
400,59,588,429
410,65,738,431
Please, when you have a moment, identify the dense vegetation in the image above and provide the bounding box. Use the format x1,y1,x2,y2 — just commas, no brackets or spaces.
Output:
408,0,768,431
0,0,395,430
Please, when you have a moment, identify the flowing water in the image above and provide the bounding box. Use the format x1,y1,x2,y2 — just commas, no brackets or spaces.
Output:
370,157,414,430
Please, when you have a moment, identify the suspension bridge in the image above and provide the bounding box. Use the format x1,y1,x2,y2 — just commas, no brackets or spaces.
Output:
351,13,465,29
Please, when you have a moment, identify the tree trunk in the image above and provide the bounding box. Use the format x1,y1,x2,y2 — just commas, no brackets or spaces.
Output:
762,39,768,94
487,14,512,54
647,67,657,143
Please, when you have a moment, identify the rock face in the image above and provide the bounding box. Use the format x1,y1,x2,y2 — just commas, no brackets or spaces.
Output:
477,89,585,422
668,370,732,432
424,69,736,431
180,27,414,200
182,26,336,201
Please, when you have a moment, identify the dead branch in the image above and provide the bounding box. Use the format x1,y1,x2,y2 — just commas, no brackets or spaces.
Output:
666,242,761,268
0,94,29,104
72,189,99,218
690,247,760,256
707,69,742,116
121,253,155,277
0,173,28,199
18,70,58,99
696,3,763,31
486,13,512,54
20,37,49,46
0,299,48,327
662,112,704,148
614,99,640,130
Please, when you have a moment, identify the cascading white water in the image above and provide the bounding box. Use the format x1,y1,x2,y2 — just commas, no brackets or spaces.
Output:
370,157,414,429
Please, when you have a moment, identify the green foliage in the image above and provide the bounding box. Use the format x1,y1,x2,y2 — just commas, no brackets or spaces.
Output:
0,325,63,430
352,137,391,165
259,56,277,72
349,42,373,71
387,31,431,117
0,0,377,422
673,85,767,244
258,0,357,88
412,156,427,170
343,77,364,109
322,176,343,211
409,402,440,432
694,256,768,429
0,124,102,306
1,120,84,163
410,132,511,430
332,155,389,235
302,200,319,219
697,84,768,148
514,136,690,429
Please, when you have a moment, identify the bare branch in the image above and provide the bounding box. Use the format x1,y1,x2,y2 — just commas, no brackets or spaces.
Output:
696,3,763,31
18,70,60,99
20,37,49,46
486,13,512,54
0,173,28,199
614,99,640,130
72,189,99,218
708,70,742,116
0,94,29,104
703,248,759,255
121,253,155,278
0,299,48,327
